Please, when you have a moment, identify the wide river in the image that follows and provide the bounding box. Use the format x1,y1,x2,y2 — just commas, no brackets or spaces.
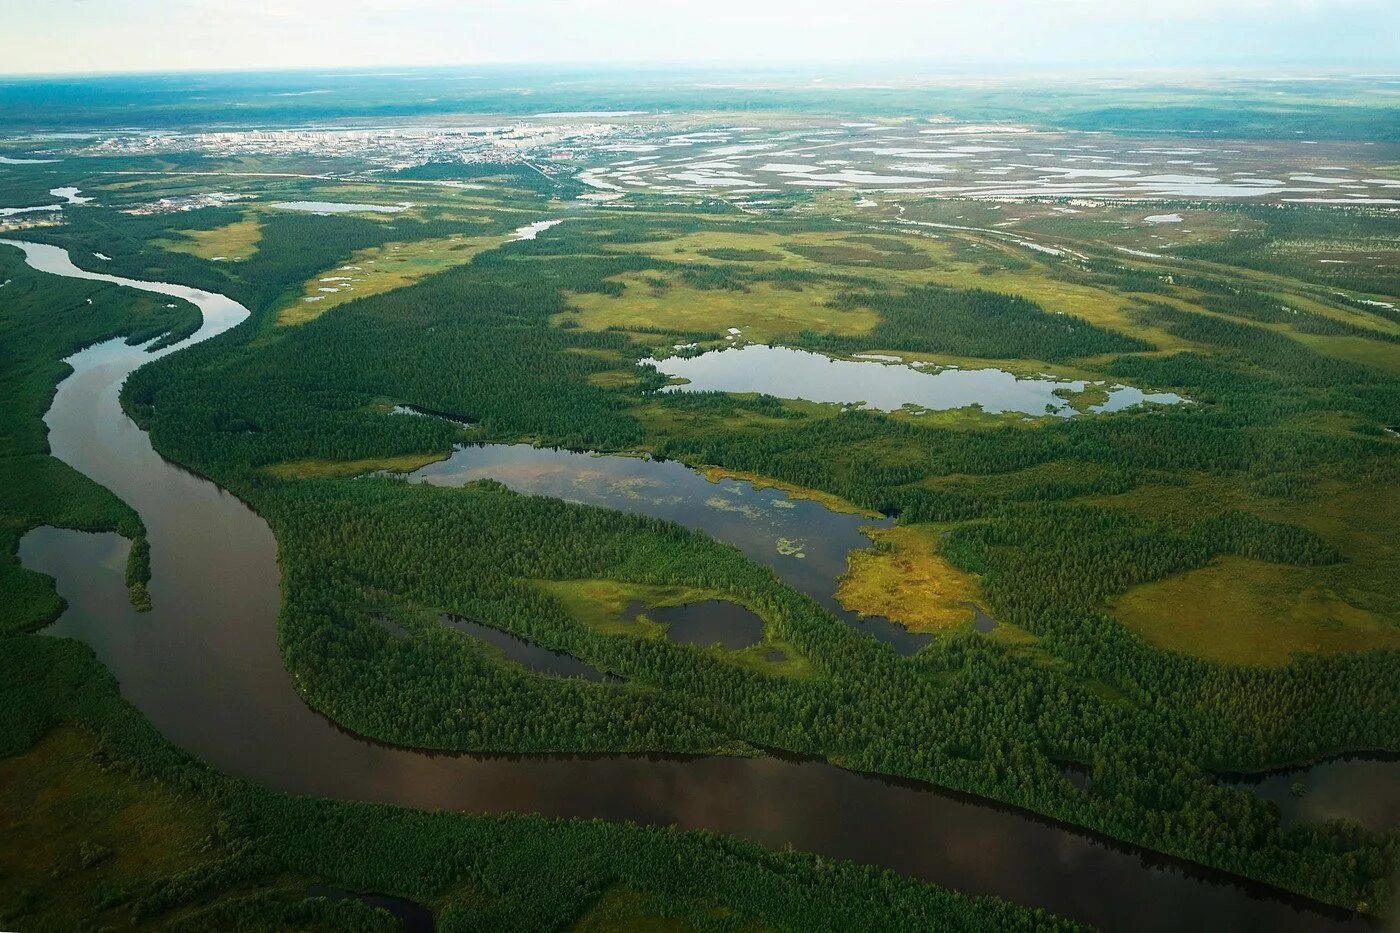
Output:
4,239,1377,932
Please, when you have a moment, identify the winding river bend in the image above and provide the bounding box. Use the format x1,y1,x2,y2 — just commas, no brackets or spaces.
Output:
5,239,1374,932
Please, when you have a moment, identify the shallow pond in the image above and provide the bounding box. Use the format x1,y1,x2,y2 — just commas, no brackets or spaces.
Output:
1229,756,1400,832
644,600,766,650
645,345,1183,416
50,186,92,205
389,403,473,426
404,443,928,653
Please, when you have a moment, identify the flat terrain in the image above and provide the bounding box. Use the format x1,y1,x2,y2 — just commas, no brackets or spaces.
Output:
3,84,1399,928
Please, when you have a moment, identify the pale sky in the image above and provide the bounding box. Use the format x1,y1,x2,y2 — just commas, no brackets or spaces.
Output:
3,0,1397,76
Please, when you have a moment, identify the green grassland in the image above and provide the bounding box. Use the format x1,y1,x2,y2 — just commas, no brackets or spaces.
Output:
277,232,516,325
1112,556,1400,666
579,226,1179,351
156,215,263,261
1100,472,1400,665
564,270,880,343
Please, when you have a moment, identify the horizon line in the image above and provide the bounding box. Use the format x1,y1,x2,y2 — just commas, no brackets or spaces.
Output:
3,59,1399,83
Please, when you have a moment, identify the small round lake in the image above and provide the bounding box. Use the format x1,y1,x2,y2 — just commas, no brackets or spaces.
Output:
645,345,1183,417
403,444,929,653
644,600,766,650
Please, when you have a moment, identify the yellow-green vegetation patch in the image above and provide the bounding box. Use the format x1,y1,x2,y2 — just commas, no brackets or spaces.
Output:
537,578,807,677
1097,474,1400,665
1085,473,1249,531
923,459,1124,498
587,368,645,389
938,265,1176,349
278,233,508,326
595,225,1177,350
781,229,1175,349
562,270,878,343
887,401,1050,430
635,394,841,444
1053,382,1113,410
981,622,1074,672
602,230,795,267
696,246,786,262
0,726,217,931
724,638,814,679
263,451,448,480
835,524,984,632
1111,556,1400,666
782,239,936,270
158,215,263,261
1295,332,1400,373
537,579,699,637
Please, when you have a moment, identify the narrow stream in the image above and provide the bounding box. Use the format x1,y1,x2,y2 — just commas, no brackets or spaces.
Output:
4,239,1378,932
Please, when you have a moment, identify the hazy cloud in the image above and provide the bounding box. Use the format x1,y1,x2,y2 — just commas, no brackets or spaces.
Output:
6,0,1397,75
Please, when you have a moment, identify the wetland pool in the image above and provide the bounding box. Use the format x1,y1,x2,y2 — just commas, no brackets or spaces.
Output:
642,600,767,650
441,614,612,681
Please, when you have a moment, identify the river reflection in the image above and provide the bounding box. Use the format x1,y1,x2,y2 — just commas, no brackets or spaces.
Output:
646,344,1184,416
14,527,1378,932
1229,757,1400,833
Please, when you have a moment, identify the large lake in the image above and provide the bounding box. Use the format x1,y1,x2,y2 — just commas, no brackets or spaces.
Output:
646,344,1183,416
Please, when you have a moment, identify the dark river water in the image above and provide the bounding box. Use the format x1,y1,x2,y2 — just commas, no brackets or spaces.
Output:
6,239,1386,932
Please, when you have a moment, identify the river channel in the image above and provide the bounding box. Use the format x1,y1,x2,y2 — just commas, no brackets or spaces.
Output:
4,239,1378,932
